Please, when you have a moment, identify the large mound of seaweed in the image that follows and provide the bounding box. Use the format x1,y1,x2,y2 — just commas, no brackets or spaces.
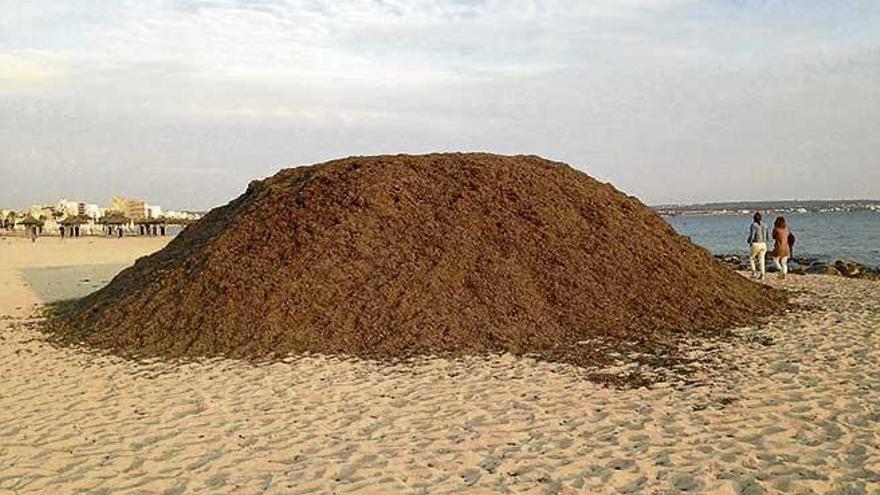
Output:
51,153,786,366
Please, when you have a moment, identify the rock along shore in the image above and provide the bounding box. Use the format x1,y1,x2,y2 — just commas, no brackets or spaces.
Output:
714,254,880,280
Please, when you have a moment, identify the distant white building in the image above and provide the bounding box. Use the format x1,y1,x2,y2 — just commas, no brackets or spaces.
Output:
146,204,163,219
56,199,102,219
164,210,201,221
83,203,101,219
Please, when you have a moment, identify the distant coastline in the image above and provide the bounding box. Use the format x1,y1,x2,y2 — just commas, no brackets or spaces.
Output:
652,199,880,216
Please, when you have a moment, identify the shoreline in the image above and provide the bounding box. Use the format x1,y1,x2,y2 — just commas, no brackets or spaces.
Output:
713,253,880,279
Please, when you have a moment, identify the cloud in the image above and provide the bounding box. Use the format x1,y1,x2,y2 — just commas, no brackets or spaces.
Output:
0,0,878,208
0,51,70,92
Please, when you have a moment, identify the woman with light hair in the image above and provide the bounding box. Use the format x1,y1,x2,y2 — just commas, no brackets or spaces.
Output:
770,216,791,279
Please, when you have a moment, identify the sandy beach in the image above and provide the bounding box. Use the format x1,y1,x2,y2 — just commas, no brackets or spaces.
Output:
0,237,878,494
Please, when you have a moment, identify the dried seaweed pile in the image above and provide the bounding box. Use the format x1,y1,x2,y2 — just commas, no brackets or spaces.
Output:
50,153,786,366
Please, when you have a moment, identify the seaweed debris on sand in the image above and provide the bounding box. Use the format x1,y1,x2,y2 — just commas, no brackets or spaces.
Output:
48,153,787,369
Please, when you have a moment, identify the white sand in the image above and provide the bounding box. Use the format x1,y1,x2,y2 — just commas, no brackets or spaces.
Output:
0,236,878,494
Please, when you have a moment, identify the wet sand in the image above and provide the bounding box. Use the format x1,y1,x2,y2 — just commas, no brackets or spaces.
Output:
0,237,878,494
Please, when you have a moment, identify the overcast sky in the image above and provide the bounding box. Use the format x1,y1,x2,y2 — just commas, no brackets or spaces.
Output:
1,0,878,210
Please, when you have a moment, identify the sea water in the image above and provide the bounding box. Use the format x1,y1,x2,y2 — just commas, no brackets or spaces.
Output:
664,211,880,267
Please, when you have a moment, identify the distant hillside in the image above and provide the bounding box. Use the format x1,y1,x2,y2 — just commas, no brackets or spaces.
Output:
653,200,880,216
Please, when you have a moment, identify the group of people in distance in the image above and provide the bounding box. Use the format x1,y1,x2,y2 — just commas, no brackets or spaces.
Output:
747,212,794,280
59,225,81,238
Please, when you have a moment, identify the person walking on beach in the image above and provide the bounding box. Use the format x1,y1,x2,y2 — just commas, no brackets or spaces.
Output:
770,216,791,279
747,212,769,279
